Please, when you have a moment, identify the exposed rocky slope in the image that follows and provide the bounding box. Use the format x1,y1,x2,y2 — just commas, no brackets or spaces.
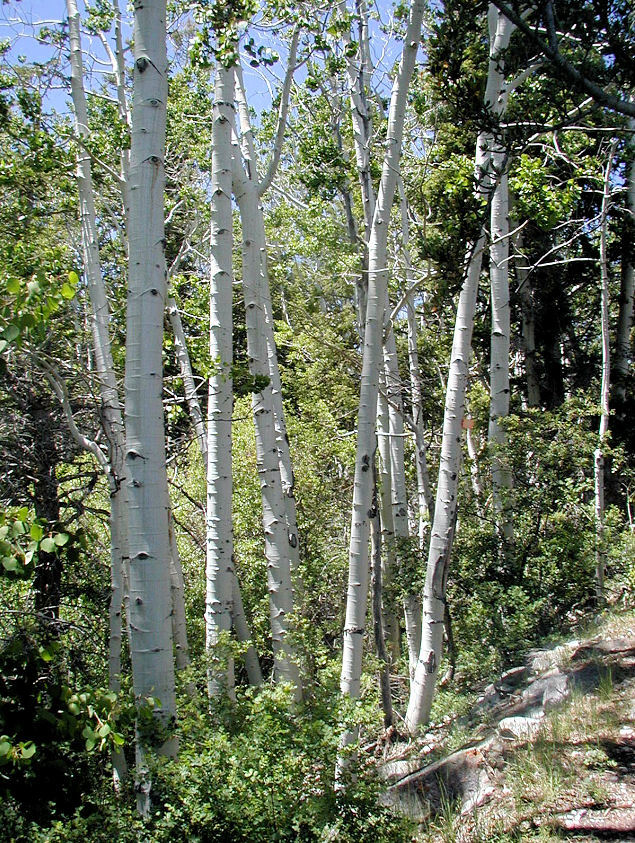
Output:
381,611,635,841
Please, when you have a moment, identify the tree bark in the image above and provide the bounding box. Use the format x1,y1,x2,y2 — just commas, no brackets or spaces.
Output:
613,119,634,406
338,0,425,774
489,159,514,544
595,147,614,604
232,147,301,698
66,0,128,786
405,4,513,733
125,0,176,812
206,65,236,698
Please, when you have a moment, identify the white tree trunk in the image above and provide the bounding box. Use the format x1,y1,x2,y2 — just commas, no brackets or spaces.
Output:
234,66,302,574
489,162,514,543
377,389,400,662
399,180,435,536
232,147,301,698
595,148,614,603
614,119,634,403
168,296,207,464
405,4,513,733
405,233,486,732
232,572,264,686
206,65,236,698
338,0,425,770
125,0,176,812
384,329,421,677
66,0,128,787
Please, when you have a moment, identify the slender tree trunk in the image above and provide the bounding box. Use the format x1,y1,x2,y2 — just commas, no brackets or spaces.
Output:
377,389,400,662
399,179,434,537
232,571,264,686
338,0,425,774
384,330,421,677
234,67,302,576
125,0,176,813
66,0,128,786
405,4,514,733
614,119,634,406
370,460,394,729
206,66,236,698
514,227,541,407
232,149,301,698
489,159,514,544
168,296,207,464
595,148,614,604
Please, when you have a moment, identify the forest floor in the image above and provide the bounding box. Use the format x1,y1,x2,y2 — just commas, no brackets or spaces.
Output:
380,608,635,842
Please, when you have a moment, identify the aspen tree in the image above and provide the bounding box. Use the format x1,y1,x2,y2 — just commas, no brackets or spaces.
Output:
98,2,192,676
405,4,514,733
595,145,615,603
232,147,301,694
338,0,425,769
66,0,127,787
206,65,236,696
488,138,514,543
125,0,176,811
614,119,634,405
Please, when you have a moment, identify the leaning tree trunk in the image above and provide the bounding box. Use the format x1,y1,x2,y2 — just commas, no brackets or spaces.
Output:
232,148,301,698
206,65,236,698
234,64,302,575
338,0,425,775
405,4,514,733
125,0,176,814
66,0,128,786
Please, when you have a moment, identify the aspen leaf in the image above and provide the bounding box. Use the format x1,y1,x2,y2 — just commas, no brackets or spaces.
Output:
3,324,19,342
19,742,36,759
40,537,56,552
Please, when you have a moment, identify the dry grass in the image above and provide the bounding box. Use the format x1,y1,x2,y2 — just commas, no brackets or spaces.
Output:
414,608,635,843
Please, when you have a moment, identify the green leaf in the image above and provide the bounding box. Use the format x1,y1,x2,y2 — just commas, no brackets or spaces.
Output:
38,647,53,663
6,277,20,294
98,723,111,738
2,324,19,343
2,557,18,572
30,523,44,541
20,742,36,759
0,739,11,756
61,282,76,300
17,507,29,520
53,532,69,546
68,270,79,286
40,537,56,553
111,732,125,747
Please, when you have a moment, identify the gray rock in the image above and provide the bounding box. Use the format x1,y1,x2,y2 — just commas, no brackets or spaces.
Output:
542,672,570,710
385,743,496,820
498,715,544,741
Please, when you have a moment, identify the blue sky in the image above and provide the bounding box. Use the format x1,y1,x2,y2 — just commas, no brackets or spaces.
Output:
0,0,407,119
